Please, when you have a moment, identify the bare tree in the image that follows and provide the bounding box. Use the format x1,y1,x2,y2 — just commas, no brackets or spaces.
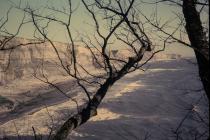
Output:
16,0,163,139
182,0,209,100
1,0,207,140
140,0,209,100
137,1,209,139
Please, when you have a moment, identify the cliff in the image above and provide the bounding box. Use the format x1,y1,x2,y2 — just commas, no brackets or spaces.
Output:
0,36,72,84
0,36,182,85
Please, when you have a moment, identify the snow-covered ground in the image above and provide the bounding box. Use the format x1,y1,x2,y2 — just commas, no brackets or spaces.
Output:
0,58,209,140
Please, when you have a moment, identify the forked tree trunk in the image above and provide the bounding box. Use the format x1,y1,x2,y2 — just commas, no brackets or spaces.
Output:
51,0,148,136
182,0,209,100
52,50,146,140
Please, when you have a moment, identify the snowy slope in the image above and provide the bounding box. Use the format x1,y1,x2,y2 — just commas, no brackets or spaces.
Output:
0,58,208,140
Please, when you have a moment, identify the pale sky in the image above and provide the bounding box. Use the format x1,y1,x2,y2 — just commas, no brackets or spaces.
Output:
0,0,205,57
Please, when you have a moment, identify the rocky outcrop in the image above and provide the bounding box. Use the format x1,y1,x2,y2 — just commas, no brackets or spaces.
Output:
0,37,71,84
0,36,182,85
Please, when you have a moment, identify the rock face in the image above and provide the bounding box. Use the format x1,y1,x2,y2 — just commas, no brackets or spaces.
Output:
0,36,182,85
142,52,182,61
0,37,72,84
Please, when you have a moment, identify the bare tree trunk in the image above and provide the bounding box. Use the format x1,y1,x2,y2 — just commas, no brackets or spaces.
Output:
52,48,147,140
182,0,209,100
52,78,115,140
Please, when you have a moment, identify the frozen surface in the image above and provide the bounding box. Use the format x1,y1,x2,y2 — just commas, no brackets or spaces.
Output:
0,58,209,140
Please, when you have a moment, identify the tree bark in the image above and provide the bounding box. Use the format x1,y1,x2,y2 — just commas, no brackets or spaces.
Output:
182,0,209,100
52,78,115,140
